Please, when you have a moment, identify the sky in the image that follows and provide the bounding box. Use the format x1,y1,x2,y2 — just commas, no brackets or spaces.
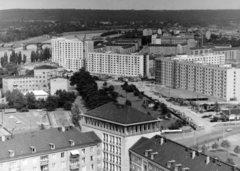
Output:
0,0,240,10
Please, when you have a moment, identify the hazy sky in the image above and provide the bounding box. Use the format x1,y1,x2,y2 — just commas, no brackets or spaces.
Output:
0,0,240,10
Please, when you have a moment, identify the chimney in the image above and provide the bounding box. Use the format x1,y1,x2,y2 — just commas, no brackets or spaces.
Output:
167,160,175,168
30,146,36,153
61,127,66,132
8,150,14,157
1,135,5,142
160,137,164,145
174,164,182,171
49,143,55,150
69,140,75,146
206,156,210,165
150,152,158,160
144,149,152,157
191,151,196,159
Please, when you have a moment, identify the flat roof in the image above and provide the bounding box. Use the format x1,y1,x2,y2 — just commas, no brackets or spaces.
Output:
24,90,49,96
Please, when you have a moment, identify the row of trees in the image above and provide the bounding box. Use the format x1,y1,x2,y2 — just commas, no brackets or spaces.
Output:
4,89,76,111
70,68,118,109
30,48,51,62
1,51,27,67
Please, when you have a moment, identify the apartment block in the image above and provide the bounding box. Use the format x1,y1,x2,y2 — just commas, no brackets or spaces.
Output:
129,135,235,171
2,65,60,93
51,38,93,71
0,127,102,171
155,57,240,101
87,52,148,77
213,47,240,62
105,44,136,54
80,102,161,171
149,44,188,55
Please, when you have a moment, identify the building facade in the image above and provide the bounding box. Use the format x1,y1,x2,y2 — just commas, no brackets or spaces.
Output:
2,65,61,93
51,38,93,71
129,135,235,171
50,77,69,95
105,44,136,54
155,56,240,101
149,44,188,55
80,102,161,171
0,127,102,171
87,52,148,77
213,47,240,62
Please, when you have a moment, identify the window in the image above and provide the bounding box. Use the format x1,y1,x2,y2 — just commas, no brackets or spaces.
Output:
82,149,85,155
61,161,65,168
52,163,56,168
91,164,94,170
61,152,65,158
52,154,56,160
0,164,3,170
90,156,94,161
82,157,85,163
33,167,37,171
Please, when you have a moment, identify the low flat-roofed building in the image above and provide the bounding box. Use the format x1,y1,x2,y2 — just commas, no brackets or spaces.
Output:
213,47,240,62
129,135,236,171
24,90,49,100
0,127,102,171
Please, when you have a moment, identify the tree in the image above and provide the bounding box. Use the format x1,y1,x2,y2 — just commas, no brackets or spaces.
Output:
214,101,220,114
23,54,27,64
5,89,27,110
64,101,72,110
103,81,108,87
109,85,114,92
30,51,36,62
234,145,240,154
25,69,34,75
71,104,80,127
17,51,22,65
4,62,18,75
25,92,37,109
138,94,143,99
39,123,45,130
44,95,59,111
212,142,219,149
125,100,132,106
226,158,235,165
221,140,231,149
160,103,169,115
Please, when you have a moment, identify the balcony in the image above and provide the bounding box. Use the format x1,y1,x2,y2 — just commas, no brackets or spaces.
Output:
70,163,80,170
70,155,80,162
40,160,49,165
9,167,20,171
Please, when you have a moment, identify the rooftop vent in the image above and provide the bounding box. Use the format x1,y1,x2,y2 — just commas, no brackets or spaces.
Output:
61,127,66,132
8,150,14,157
69,140,75,146
30,146,36,153
49,143,55,150
160,137,164,145
167,160,175,168
174,164,182,171
206,156,210,165
150,152,158,160
144,149,152,157
182,167,190,171
191,150,196,159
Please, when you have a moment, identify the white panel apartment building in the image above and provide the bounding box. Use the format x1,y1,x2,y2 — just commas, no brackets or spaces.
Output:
87,52,146,77
155,56,240,101
51,38,90,71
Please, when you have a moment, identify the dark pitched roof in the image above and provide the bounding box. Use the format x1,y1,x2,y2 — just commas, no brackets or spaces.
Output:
130,135,236,171
85,102,158,125
0,127,101,161
34,65,57,70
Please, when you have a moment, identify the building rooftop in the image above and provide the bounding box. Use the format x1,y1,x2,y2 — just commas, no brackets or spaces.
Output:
3,75,34,79
222,108,240,115
0,127,101,161
24,90,49,96
212,47,240,51
34,65,57,70
149,44,177,47
85,102,158,126
130,135,237,171
190,47,213,50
